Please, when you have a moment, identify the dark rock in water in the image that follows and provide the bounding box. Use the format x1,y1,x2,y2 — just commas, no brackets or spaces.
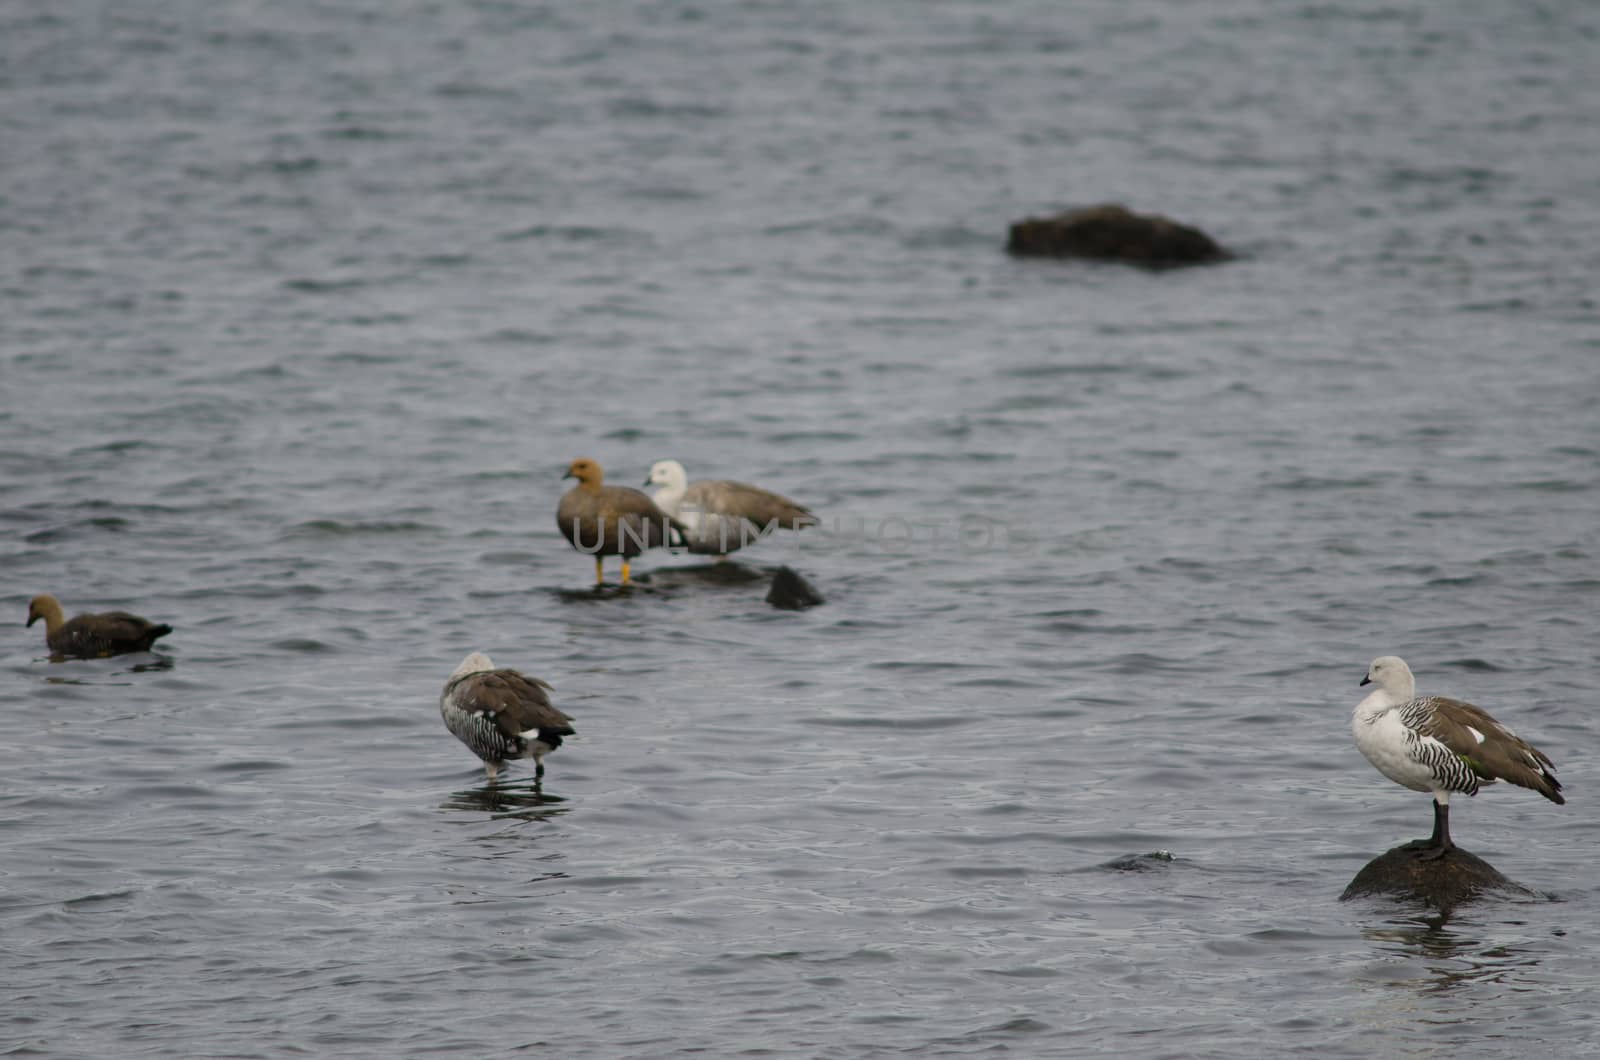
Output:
1100,851,1177,872
766,566,824,610
1340,845,1533,910
676,561,769,586
1005,203,1230,268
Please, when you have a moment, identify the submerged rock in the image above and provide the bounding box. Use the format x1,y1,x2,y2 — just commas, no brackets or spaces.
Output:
765,566,824,610
678,561,769,586
1005,203,1230,268
1099,851,1177,872
1340,845,1533,910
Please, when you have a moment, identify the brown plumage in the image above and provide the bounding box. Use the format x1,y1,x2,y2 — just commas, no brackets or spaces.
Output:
26,594,173,659
1409,696,1565,804
556,457,682,585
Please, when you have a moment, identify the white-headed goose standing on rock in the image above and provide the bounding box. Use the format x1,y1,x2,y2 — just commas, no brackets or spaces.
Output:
26,594,173,659
1353,655,1564,859
557,457,682,586
645,459,813,560
440,652,575,782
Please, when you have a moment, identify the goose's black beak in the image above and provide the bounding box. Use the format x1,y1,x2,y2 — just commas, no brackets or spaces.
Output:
1359,676,1371,687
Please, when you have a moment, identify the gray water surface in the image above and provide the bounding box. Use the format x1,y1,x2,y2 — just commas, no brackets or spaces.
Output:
4,1,1599,1056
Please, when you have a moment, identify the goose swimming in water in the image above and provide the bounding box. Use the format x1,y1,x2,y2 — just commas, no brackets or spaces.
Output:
1352,655,1563,859
26,594,173,659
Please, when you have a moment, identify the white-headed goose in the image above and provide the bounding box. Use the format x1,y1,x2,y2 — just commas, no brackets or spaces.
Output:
644,459,812,559
1353,655,1563,859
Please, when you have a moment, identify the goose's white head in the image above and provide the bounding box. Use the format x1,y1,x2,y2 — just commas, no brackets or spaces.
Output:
1360,655,1416,700
646,459,689,494
451,651,496,679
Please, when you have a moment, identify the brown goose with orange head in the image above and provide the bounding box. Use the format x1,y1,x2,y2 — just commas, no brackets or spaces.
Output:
556,457,682,585
27,594,173,659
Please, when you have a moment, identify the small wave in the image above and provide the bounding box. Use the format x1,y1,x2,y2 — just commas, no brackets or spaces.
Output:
269,638,333,653
498,224,650,245
24,517,131,543
606,96,727,121
284,519,440,537
799,714,973,730
282,277,370,294
1514,479,1587,492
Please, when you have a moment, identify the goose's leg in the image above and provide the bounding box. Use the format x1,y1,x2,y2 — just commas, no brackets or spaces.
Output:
1406,799,1455,860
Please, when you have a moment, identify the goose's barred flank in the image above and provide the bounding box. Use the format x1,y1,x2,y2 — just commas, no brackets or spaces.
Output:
441,685,565,765
1397,712,1481,796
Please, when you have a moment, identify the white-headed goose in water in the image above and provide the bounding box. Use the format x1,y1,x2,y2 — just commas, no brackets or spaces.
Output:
644,459,812,560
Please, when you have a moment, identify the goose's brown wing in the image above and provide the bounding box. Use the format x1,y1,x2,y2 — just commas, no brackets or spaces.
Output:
1410,696,1563,803
558,485,679,555
456,669,574,738
686,480,813,529
54,611,172,656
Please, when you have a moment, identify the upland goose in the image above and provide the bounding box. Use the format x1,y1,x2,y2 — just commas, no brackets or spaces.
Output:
556,457,680,585
1353,655,1563,859
645,459,812,559
26,594,173,659
440,652,575,781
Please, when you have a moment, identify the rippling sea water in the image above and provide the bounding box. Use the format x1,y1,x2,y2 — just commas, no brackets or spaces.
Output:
5,1,1599,1056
